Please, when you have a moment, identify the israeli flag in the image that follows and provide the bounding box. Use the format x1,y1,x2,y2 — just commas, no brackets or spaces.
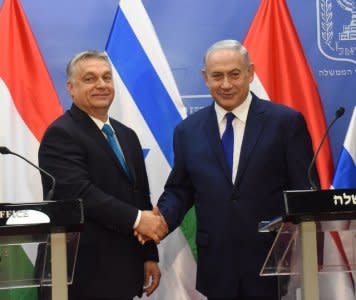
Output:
332,106,356,189
320,107,356,300
105,0,205,299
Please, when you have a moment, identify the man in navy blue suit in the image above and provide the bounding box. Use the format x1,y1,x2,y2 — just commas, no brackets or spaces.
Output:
39,51,167,300
153,40,317,300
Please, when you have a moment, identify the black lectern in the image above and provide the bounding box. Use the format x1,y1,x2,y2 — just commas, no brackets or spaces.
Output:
0,199,83,300
259,189,356,300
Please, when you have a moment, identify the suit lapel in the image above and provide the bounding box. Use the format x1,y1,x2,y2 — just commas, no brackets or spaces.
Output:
234,95,266,187
204,105,232,184
111,122,137,183
69,104,133,182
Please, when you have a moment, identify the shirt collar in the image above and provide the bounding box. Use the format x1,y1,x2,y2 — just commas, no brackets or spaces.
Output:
215,91,252,124
89,115,111,130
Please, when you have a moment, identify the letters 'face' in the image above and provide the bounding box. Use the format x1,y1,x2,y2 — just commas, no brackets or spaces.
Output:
67,57,114,118
203,48,254,111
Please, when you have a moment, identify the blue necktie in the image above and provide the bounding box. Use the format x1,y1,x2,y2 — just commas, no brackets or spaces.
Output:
221,112,235,179
102,124,131,178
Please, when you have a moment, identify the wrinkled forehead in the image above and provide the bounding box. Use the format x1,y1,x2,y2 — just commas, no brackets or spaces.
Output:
205,49,247,69
73,57,112,76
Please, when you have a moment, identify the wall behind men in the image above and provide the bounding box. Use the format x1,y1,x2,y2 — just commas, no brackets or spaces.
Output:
1,0,355,166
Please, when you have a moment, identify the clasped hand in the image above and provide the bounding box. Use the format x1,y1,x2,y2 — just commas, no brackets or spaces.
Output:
134,207,168,244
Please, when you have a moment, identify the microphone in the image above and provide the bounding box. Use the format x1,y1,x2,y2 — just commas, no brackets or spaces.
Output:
0,146,56,200
307,107,345,190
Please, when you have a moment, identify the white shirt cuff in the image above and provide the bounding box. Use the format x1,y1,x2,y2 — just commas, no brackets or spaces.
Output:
133,210,141,229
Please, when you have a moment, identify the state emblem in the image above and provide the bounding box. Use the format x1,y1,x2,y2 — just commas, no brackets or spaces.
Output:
317,0,356,64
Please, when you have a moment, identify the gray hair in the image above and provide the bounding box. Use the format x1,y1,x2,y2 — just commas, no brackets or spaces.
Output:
203,39,251,69
66,50,111,81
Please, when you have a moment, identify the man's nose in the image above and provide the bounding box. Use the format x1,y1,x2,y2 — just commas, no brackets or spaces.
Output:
96,77,107,87
221,76,232,88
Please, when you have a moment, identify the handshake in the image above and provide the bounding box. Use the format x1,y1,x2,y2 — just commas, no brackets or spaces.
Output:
134,207,168,244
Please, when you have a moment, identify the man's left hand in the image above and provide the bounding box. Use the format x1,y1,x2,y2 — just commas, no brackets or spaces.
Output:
143,261,161,296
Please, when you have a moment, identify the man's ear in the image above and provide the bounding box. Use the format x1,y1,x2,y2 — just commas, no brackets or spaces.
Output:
66,80,73,96
202,69,208,85
248,63,255,83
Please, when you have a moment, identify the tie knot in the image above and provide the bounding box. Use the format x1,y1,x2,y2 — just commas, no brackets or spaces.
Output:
102,124,114,137
225,112,235,125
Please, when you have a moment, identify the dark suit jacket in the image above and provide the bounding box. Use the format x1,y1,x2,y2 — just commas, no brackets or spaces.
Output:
158,93,316,298
38,104,158,299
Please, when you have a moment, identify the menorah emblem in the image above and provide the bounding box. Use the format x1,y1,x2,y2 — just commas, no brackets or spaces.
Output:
336,0,356,40
317,0,356,64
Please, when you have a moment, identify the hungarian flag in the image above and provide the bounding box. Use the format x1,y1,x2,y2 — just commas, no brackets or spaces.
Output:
244,1,350,299
0,0,62,298
244,0,334,189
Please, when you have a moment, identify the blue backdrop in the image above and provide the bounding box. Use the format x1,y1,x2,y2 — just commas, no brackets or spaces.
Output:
1,0,355,165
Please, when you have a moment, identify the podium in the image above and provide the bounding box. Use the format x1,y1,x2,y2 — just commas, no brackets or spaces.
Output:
0,199,83,300
259,189,356,300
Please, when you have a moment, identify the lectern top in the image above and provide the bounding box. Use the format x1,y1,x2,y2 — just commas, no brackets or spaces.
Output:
0,199,83,235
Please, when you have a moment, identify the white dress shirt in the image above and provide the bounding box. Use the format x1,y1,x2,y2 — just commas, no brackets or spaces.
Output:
215,92,252,183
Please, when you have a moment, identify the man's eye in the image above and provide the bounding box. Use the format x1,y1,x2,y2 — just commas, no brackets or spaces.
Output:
212,74,222,79
84,77,94,83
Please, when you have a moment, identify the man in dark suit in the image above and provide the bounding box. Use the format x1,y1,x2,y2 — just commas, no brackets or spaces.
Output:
39,51,167,300
153,40,317,300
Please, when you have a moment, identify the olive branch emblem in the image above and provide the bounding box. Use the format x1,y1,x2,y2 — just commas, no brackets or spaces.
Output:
320,0,334,50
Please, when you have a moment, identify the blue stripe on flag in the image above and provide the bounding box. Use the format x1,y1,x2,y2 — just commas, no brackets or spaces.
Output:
333,148,356,188
106,8,182,166
143,148,150,158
